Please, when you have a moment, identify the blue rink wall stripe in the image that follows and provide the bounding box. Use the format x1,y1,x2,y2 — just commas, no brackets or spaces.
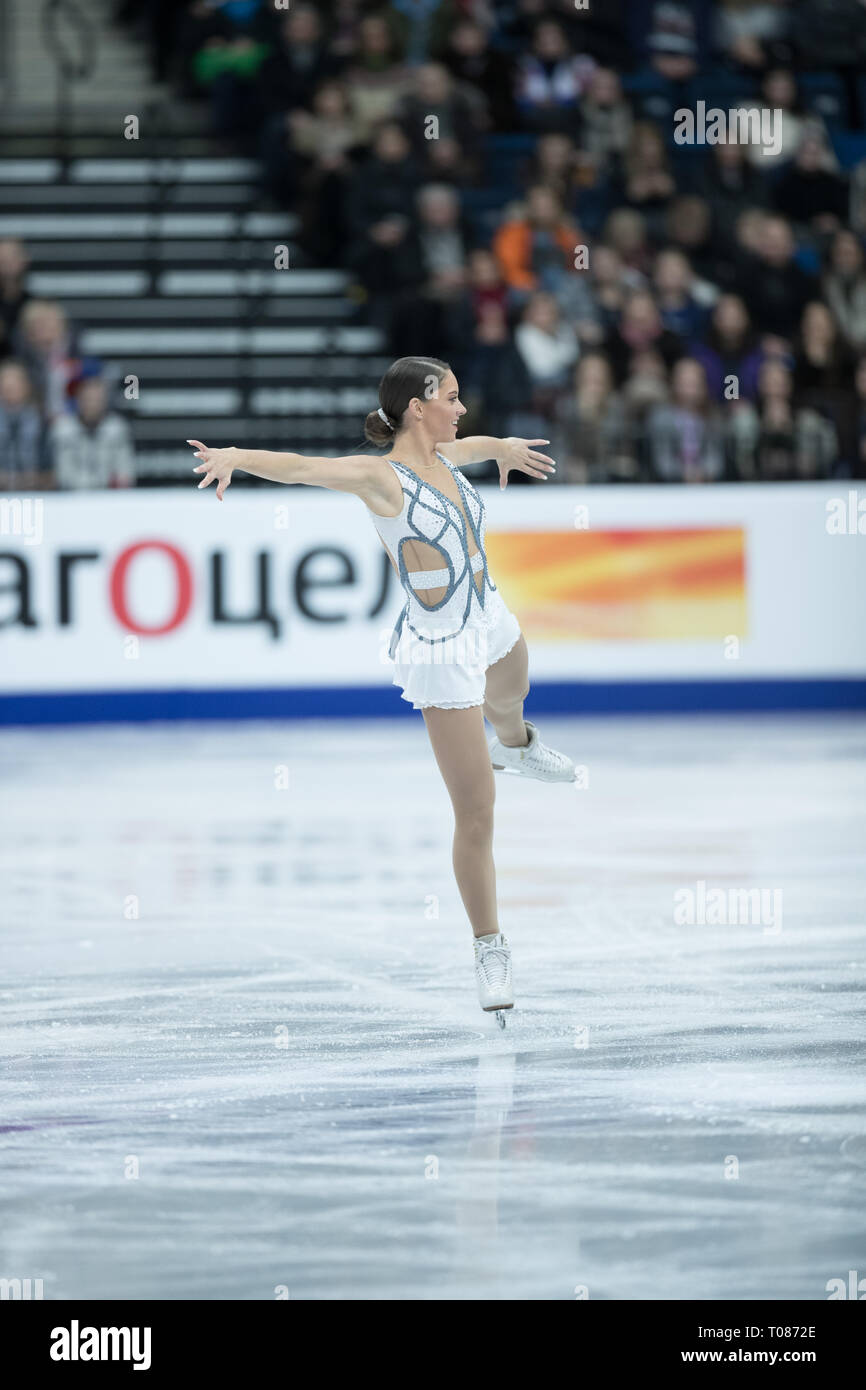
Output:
1,679,865,725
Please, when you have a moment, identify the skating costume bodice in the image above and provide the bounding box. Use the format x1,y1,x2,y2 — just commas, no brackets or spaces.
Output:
365,451,499,657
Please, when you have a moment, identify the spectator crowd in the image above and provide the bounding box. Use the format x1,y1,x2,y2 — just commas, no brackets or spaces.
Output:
6,0,866,487
0,238,135,492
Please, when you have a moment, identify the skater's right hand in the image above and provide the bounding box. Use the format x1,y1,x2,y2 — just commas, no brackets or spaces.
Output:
188,440,238,501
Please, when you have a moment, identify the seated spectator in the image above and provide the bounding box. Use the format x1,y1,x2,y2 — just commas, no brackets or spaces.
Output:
794,299,857,460
729,358,837,479
462,298,535,446
734,215,816,341
713,0,794,72
49,377,136,491
344,121,421,250
419,133,477,188
602,207,653,278
0,239,31,340
523,132,584,217
663,195,727,288
585,243,644,336
465,248,509,327
288,78,366,173
13,300,94,422
282,80,367,262
578,67,632,183
394,63,482,180
0,360,50,491
640,0,704,84
653,249,712,340
721,205,773,295
513,19,596,134
492,184,581,294
622,348,670,438
350,215,426,355
386,0,458,65
795,299,856,393
615,122,678,239
341,12,410,140
773,134,849,237
553,351,636,483
693,141,768,250
687,293,764,401
604,288,684,384
745,68,825,171
189,4,272,142
343,124,427,352
646,357,728,482
329,0,367,61
177,0,273,97
823,229,866,351
438,16,515,131
514,292,580,405
257,5,343,122
395,182,476,359
503,0,564,50
416,184,469,289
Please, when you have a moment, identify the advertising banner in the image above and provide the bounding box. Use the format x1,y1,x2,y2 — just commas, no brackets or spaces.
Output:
1,483,864,720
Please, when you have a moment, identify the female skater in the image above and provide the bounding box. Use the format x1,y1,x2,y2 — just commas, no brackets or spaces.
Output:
188,356,575,1024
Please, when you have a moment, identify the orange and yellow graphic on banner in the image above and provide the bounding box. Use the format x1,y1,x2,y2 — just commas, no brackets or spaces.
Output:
486,527,747,642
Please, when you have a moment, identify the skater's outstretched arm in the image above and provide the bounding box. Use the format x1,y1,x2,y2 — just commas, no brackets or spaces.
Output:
186,440,379,502
437,436,556,486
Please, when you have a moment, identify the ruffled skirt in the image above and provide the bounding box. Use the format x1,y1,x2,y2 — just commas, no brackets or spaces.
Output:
389,589,522,711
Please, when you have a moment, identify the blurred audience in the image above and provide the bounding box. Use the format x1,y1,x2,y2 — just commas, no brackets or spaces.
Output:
553,352,635,483
0,360,50,492
513,19,597,134
646,357,728,483
6,0,866,490
50,378,136,491
823,229,866,351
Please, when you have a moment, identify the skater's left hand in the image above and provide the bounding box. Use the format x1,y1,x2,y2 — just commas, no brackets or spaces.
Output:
498,438,556,490
188,440,239,501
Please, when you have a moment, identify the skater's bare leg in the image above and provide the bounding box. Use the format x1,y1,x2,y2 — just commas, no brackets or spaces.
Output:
483,633,530,748
421,704,499,939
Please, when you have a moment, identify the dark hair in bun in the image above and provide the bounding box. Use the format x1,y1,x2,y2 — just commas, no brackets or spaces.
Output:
363,355,451,446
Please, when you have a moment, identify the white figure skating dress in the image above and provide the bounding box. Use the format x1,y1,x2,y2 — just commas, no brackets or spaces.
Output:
365,451,522,710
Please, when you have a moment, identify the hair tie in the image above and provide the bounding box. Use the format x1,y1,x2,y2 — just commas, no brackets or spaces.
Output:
377,406,394,430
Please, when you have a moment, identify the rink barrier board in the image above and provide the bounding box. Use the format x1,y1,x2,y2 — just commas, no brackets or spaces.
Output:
2,483,865,715
1,678,865,725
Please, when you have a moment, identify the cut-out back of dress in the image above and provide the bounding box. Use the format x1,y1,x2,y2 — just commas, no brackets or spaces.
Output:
365,451,498,652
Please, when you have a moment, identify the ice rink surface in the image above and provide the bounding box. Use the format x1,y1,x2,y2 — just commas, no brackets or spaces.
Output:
1,712,865,1301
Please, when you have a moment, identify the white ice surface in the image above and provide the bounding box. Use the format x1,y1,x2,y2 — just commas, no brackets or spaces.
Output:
1,713,865,1300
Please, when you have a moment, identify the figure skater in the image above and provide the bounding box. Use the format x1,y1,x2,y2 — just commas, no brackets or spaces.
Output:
187,356,575,1026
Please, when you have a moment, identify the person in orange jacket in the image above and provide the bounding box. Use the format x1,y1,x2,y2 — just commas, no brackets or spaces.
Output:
492,185,581,293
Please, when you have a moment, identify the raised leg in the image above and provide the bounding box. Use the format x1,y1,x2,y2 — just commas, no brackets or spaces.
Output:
482,633,530,748
421,704,499,939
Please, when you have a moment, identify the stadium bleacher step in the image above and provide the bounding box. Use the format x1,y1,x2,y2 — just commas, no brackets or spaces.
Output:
3,150,387,478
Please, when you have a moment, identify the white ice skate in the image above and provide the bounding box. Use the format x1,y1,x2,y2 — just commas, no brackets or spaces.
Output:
489,720,575,783
474,932,513,1029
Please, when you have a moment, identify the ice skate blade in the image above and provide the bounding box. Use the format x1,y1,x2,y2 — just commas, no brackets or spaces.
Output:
492,761,576,783
483,1003,513,1029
